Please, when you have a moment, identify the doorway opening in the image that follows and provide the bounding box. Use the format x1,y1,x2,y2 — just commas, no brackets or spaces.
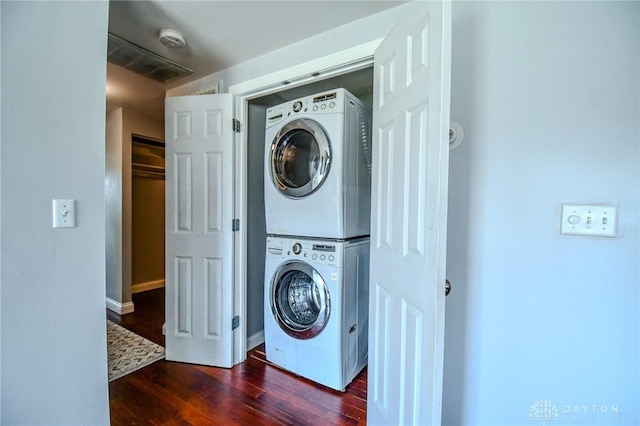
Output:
131,134,166,295
242,66,374,351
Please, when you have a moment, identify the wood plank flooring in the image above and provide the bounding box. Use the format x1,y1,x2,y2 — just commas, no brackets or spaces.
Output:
107,289,368,425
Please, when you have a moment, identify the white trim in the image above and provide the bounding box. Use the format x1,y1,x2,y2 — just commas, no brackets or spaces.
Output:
229,39,380,98
247,330,265,351
230,41,379,366
106,297,135,315
132,279,165,294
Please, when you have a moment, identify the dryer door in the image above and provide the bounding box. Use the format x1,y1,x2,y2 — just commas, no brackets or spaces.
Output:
268,118,331,198
270,260,331,339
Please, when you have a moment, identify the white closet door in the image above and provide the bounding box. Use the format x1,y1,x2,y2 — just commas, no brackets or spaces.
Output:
165,94,235,367
368,1,452,424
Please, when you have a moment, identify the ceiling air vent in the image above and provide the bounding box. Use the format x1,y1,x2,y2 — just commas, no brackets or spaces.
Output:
107,33,193,84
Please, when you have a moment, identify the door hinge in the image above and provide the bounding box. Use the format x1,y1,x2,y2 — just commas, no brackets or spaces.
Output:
232,119,241,133
232,315,240,330
232,218,240,232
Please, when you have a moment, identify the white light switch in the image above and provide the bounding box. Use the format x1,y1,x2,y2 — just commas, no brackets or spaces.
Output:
52,199,75,228
560,204,617,237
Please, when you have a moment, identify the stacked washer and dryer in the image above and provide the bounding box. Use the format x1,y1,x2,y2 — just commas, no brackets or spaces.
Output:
263,88,372,391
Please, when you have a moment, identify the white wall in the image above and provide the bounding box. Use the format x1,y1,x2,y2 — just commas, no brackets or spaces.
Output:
0,1,110,424
443,2,640,425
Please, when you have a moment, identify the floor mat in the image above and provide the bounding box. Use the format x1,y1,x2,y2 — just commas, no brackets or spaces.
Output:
107,320,165,381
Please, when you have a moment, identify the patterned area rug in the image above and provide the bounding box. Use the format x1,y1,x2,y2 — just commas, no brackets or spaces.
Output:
107,320,165,381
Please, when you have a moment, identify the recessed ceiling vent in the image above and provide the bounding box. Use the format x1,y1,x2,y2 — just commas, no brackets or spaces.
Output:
107,32,192,84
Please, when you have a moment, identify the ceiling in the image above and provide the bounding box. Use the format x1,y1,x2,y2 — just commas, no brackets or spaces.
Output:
106,0,406,120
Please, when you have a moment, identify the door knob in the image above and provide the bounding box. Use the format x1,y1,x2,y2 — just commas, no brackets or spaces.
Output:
445,279,451,296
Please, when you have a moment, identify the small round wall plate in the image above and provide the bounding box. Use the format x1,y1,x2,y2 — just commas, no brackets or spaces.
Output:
449,121,464,150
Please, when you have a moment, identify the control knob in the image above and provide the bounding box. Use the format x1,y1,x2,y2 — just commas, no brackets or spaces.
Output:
292,243,302,255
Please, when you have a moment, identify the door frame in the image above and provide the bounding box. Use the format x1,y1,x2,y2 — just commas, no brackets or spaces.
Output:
229,40,381,363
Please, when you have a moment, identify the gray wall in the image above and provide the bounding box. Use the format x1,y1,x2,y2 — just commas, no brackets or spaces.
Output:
1,1,110,424
443,2,639,424
246,104,267,341
106,109,125,303
0,1,3,416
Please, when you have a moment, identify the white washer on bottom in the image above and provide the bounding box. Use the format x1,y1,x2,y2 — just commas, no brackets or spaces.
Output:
263,235,369,391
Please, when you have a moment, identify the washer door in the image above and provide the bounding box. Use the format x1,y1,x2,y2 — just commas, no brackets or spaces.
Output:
270,260,331,339
268,118,331,198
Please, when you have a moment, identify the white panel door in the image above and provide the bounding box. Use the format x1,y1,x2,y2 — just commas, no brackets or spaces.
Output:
368,1,451,425
165,94,235,367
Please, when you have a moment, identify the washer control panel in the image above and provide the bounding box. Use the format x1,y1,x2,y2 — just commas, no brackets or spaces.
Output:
265,89,347,127
266,237,341,266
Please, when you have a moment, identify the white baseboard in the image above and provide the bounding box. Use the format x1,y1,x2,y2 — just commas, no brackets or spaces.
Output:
106,297,135,315
132,279,165,294
247,330,265,351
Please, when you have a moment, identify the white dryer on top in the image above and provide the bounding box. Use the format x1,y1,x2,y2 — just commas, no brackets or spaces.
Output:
264,88,372,239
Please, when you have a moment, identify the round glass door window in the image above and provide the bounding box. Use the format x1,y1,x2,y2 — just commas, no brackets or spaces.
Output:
269,119,331,198
270,261,330,339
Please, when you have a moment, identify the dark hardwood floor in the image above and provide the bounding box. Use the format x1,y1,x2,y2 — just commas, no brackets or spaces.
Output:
107,288,165,346
107,288,367,425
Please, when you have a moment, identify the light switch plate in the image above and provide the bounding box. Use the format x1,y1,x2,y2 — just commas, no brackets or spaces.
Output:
561,204,617,237
52,199,76,228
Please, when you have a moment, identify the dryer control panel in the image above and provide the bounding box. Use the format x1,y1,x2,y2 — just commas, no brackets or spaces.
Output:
265,88,349,128
266,237,342,267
